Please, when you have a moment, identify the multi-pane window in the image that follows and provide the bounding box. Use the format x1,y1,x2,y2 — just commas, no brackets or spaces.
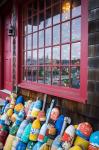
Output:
22,0,81,89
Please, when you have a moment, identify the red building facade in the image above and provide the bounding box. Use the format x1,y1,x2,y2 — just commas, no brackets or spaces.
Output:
0,0,99,129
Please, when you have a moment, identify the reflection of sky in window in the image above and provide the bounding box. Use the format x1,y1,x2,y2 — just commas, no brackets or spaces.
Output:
53,14,60,24
27,35,32,50
33,33,37,49
53,25,60,45
62,22,70,43
53,46,60,60
39,30,44,47
27,24,32,33
71,42,80,59
45,28,51,46
39,12,44,30
61,45,70,64
72,5,81,17
62,11,70,21
72,18,81,41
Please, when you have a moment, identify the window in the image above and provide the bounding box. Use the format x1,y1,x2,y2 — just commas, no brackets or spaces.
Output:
20,0,88,103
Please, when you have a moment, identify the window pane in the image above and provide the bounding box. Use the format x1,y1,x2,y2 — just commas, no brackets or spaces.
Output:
71,42,80,65
32,67,37,82
23,6,27,20
27,51,31,65
39,49,44,65
61,44,70,65
33,1,37,15
45,8,51,27
33,50,37,65
27,67,32,81
39,0,44,11
23,21,27,35
39,12,44,30
28,3,32,18
33,15,38,32
71,67,80,88
52,66,60,86
62,0,70,21
39,30,44,48
53,25,60,45
23,52,26,65
33,33,37,49
46,0,51,7
72,18,81,41
53,46,60,65
72,0,81,18
24,37,27,50
27,35,32,50
62,22,70,43
61,67,69,87
23,67,26,80
38,66,44,83
45,66,51,84
45,28,51,46
27,18,32,34
45,47,51,64
53,3,60,25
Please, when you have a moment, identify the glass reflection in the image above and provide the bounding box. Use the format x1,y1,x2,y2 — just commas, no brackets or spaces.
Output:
45,67,51,84
72,18,81,41
53,46,60,64
39,49,44,65
45,9,51,27
23,52,26,65
27,35,32,50
61,44,70,65
24,37,26,50
39,12,44,30
27,51,31,65
33,50,37,65
27,18,32,34
39,30,44,47
38,66,44,83
71,42,80,64
27,67,32,81
71,67,80,88
33,33,37,49
72,0,81,18
53,3,60,25
53,25,60,45
32,67,37,82
33,1,37,15
62,0,70,21
45,28,51,46
23,21,27,35
46,0,51,7
62,22,70,43
52,67,60,86
61,67,69,87
28,3,32,18
45,47,51,64
33,15,38,32
23,67,26,80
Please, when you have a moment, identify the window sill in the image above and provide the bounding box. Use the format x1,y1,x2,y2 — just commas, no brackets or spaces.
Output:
18,82,87,103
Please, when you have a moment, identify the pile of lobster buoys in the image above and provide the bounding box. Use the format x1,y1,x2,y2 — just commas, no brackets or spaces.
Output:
0,93,98,150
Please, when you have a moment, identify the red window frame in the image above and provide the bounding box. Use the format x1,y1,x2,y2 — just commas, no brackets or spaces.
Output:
18,0,88,103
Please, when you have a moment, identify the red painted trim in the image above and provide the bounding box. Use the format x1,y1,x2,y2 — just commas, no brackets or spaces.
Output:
80,0,88,102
